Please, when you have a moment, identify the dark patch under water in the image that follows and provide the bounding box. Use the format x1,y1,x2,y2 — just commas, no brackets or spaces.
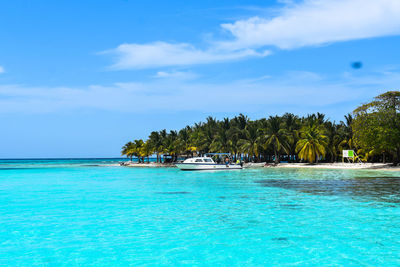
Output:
256,177,400,203
155,191,191,195
280,204,302,209
0,167,37,170
271,237,288,241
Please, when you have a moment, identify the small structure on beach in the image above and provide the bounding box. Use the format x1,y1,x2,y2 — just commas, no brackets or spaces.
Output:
342,150,362,163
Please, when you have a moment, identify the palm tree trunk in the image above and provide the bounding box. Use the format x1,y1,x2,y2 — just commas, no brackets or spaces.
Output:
394,148,400,165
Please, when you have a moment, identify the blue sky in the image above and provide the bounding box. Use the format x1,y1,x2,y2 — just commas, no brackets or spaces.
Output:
1,0,400,158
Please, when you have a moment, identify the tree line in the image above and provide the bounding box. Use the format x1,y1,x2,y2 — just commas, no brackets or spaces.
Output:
122,91,400,164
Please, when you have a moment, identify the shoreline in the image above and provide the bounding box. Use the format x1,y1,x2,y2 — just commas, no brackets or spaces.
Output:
271,163,400,171
119,162,400,171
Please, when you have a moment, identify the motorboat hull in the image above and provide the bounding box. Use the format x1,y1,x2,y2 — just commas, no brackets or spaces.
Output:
175,163,242,171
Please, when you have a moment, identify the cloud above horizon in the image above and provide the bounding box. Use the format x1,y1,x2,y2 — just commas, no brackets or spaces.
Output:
105,0,400,69
153,70,198,80
106,42,270,70
0,70,398,118
220,0,400,50
0,66,4,73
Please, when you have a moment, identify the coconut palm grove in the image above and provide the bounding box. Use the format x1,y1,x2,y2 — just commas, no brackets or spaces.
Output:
122,91,400,164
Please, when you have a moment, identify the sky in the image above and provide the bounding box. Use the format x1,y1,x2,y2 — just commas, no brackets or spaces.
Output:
1,0,400,158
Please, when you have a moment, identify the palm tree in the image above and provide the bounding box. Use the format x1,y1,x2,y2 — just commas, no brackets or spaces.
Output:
303,113,326,127
148,131,162,163
189,123,203,155
238,121,261,162
210,118,232,153
196,124,214,154
178,126,196,157
159,129,168,162
339,113,355,150
296,123,329,163
120,93,400,165
231,114,249,134
133,139,145,163
262,116,290,164
282,113,300,162
121,141,135,161
121,140,146,162
163,131,179,162
140,141,153,163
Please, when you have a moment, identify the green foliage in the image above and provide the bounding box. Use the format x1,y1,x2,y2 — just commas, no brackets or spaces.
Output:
353,91,400,163
121,91,400,164
296,123,328,163
121,139,147,162
261,116,291,163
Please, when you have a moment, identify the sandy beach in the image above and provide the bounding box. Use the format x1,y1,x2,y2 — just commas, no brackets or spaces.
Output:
120,161,400,171
271,162,400,171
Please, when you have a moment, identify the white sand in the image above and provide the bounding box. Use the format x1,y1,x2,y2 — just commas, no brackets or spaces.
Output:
272,162,400,171
119,161,400,171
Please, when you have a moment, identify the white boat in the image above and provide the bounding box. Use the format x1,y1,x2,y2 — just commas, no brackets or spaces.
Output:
175,157,242,171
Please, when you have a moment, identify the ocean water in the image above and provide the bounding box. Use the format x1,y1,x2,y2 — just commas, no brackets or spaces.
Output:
1,159,400,266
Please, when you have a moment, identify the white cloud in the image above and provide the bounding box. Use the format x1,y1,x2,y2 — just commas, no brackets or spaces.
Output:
106,42,270,69
220,0,400,50
0,66,4,73
153,70,198,80
104,0,400,69
0,69,397,117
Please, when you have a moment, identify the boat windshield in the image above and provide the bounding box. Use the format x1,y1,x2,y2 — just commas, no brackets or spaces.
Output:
204,159,212,162
195,159,203,162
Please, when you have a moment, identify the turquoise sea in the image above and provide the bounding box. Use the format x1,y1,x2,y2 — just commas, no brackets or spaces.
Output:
1,159,400,266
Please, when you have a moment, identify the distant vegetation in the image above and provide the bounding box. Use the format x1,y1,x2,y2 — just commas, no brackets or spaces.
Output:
122,91,400,164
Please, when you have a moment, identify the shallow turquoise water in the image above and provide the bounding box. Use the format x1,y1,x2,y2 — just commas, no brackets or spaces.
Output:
1,160,400,265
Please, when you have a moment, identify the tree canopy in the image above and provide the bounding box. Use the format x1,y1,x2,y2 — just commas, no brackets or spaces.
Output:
121,91,400,164
353,91,400,164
